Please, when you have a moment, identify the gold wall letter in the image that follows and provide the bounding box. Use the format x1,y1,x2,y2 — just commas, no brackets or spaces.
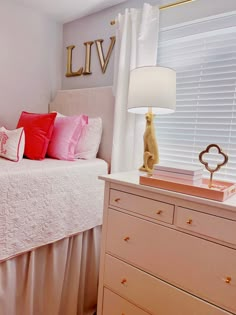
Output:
66,45,83,77
95,36,116,73
83,41,94,75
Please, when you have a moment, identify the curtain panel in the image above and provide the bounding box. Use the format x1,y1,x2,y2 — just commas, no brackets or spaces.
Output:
111,3,160,173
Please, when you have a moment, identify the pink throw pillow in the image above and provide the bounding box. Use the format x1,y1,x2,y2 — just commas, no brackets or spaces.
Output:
47,115,88,160
17,111,57,160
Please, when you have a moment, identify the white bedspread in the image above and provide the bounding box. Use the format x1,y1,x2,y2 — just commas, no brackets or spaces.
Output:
0,158,108,262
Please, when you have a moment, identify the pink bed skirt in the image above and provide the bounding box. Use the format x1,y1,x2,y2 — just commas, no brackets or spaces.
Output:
0,226,101,315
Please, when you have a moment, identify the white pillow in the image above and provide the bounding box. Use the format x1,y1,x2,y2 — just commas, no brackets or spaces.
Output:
0,127,25,162
53,112,103,160
74,117,102,159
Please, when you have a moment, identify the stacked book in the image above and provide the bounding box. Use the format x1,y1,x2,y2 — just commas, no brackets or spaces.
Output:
152,163,204,186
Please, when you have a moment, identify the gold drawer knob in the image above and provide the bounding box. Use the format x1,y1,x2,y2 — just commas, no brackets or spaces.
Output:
114,198,121,203
156,210,162,215
121,278,127,285
123,236,130,242
186,219,193,225
225,276,232,284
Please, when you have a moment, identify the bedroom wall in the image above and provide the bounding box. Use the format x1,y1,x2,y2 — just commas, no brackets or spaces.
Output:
0,1,62,129
62,0,236,90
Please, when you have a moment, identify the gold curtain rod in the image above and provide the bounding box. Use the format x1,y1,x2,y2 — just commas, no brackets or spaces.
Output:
110,0,196,25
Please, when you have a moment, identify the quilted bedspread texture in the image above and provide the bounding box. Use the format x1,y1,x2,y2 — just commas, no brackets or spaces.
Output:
0,158,107,262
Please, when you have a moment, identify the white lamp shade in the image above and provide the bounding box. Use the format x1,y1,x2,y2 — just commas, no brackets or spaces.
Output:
127,66,176,114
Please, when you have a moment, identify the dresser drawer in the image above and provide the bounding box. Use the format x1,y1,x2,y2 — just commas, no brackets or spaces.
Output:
106,209,236,313
103,288,149,315
109,189,174,224
104,254,231,315
176,207,236,245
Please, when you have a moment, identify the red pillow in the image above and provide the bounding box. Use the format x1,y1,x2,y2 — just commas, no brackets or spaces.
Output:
17,111,57,160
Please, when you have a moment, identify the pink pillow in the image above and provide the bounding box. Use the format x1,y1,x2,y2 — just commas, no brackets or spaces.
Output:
47,115,88,160
17,111,56,160
53,112,103,160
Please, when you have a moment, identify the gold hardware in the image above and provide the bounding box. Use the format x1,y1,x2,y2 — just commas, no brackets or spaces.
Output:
114,198,120,203
124,236,130,242
225,277,232,284
199,144,228,188
110,0,195,25
186,219,192,225
95,36,116,73
156,210,162,215
121,278,127,284
160,0,196,10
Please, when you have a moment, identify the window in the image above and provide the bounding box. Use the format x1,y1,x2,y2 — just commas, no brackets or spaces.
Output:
156,15,236,182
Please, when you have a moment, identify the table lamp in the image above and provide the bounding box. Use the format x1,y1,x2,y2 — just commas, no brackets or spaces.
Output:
127,66,176,173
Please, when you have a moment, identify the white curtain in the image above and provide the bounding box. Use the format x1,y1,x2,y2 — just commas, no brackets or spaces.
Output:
111,3,160,173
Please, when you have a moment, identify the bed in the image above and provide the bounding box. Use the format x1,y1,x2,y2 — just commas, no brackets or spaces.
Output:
0,86,114,315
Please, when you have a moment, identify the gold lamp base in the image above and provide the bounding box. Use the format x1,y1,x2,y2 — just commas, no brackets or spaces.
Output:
139,109,159,173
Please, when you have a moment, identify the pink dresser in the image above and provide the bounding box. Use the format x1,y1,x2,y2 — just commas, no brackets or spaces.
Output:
97,171,236,315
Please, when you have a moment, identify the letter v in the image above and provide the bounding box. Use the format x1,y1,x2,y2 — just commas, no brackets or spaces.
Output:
95,36,116,73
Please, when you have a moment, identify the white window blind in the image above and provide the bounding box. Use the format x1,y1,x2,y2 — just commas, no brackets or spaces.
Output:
156,24,236,182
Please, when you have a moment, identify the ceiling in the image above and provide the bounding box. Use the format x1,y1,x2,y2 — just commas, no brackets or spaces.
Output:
9,0,236,24
10,0,127,23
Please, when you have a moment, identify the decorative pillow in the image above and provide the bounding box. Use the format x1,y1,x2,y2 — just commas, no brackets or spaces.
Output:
17,111,57,160
74,117,102,160
47,115,88,160
0,127,25,162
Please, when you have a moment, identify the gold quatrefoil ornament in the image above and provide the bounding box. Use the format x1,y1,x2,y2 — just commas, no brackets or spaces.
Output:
199,144,228,189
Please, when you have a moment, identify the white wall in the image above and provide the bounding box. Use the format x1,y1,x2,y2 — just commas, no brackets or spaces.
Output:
0,0,62,129
62,0,236,90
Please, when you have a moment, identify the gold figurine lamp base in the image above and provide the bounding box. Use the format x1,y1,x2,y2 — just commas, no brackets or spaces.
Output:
127,66,176,172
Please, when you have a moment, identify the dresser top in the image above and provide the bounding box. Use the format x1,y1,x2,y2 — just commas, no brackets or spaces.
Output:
100,171,236,213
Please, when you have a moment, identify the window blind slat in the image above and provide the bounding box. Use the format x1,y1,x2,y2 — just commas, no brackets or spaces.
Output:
177,74,236,83
159,52,236,64
177,83,236,90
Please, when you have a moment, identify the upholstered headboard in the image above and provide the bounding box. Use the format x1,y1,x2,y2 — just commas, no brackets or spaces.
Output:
49,86,115,166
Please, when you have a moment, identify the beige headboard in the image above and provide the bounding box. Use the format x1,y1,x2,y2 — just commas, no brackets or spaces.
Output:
49,86,115,166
